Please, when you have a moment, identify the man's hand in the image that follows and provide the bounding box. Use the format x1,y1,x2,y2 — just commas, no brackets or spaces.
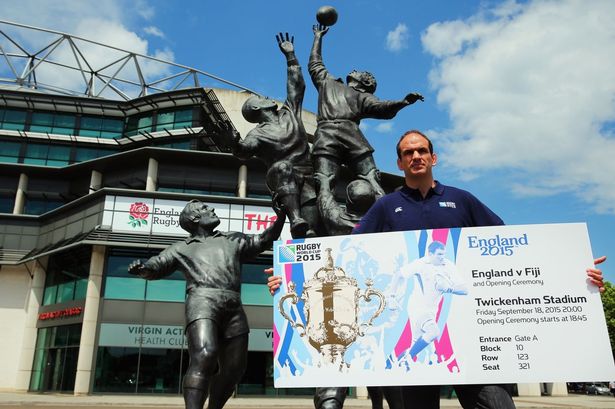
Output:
276,32,294,55
587,256,606,293
403,92,424,105
265,267,283,296
313,24,329,37
128,260,145,276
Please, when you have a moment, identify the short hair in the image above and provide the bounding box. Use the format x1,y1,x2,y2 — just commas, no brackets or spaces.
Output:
179,200,201,234
346,70,377,94
427,240,445,254
396,130,434,159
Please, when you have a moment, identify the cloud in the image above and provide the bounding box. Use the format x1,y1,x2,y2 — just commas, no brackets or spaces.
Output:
422,0,615,214
0,0,174,99
144,26,165,38
386,23,409,52
375,123,394,133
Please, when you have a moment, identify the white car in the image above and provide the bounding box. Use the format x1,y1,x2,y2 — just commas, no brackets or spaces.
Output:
585,383,611,395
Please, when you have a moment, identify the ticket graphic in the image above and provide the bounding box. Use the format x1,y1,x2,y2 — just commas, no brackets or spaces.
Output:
272,223,615,387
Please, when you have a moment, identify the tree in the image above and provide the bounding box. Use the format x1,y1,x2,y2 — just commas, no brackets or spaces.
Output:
601,281,615,357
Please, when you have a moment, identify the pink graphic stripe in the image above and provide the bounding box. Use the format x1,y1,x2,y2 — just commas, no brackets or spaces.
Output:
394,320,412,357
273,324,280,355
432,228,449,244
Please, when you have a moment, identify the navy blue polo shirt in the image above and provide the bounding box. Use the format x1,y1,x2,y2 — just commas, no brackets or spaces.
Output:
352,181,504,234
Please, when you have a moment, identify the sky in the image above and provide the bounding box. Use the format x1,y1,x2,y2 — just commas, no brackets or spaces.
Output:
2,0,614,282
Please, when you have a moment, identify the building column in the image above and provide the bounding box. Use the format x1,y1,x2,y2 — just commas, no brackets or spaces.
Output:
146,157,158,192
516,383,541,396
545,382,568,396
355,386,368,399
14,257,48,391
237,164,247,198
89,170,102,194
13,173,28,214
74,245,105,395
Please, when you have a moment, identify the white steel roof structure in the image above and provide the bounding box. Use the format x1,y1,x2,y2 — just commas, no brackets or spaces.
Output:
0,20,256,101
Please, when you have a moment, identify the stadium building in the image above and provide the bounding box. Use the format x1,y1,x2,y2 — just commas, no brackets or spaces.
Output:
0,21,564,398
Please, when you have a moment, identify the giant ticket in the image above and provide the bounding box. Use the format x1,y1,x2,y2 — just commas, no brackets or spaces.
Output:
272,223,615,387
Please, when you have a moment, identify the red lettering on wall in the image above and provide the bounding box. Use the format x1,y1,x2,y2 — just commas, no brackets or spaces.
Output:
38,307,83,321
245,213,277,231
245,213,256,229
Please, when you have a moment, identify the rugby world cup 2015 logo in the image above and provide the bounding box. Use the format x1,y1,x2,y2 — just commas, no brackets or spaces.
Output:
278,245,297,263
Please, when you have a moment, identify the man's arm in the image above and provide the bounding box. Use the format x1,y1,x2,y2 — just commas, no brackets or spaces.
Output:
128,246,178,280
231,127,260,161
277,32,305,116
308,24,331,88
351,198,386,234
359,92,424,120
435,267,468,295
244,200,287,258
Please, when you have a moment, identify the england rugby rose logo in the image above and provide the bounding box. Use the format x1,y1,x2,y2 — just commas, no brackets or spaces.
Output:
128,202,149,228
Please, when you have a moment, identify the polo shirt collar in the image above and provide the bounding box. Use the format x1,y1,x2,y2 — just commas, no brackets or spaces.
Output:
401,181,444,199
185,230,222,244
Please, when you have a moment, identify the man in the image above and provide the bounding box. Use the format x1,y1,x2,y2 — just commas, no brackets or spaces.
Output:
129,200,285,409
308,24,423,199
400,240,468,360
352,129,606,409
233,33,317,238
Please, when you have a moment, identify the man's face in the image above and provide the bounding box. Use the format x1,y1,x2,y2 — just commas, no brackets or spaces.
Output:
429,248,446,266
253,95,277,111
396,133,437,179
196,203,220,230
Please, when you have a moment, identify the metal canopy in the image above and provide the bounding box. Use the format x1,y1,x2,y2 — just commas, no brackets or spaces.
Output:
0,20,257,101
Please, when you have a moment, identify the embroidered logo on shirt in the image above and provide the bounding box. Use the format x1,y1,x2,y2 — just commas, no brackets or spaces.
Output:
439,201,456,209
395,206,403,213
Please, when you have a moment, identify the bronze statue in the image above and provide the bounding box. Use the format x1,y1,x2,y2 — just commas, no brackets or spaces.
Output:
128,200,285,409
233,33,318,238
308,23,424,199
317,175,377,236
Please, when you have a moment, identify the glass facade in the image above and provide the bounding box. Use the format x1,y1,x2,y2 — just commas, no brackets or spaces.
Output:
0,108,27,131
0,106,200,165
126,108,195,137
30,112,75,135
94,346,184,393
30,324,82,392
42,247,91,306
79,116,123,139
104,248,186,302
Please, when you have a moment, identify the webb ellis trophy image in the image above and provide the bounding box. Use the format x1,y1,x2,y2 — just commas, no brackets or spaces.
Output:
278,248,385,370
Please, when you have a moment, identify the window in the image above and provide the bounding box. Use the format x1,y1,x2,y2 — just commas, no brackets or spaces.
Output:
104,248,185,302
125,113,153,137
79,116,123,139
0,108,27,131
42,247,91,306
23,143,70,166
30,324,82,392
30,112,76,135
74,147,115,162
24,198,64,215
155,108,194,132
0,140,21,163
